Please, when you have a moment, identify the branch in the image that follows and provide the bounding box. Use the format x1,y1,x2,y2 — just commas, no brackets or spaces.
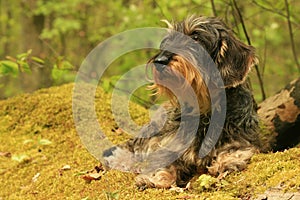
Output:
261,33,268,77
153,0,167,19
232,0,251,45
252,0,298,26
232,0,266,100
284,0,300,72
108,82,153,108
252,0,287,18
210,0,217,17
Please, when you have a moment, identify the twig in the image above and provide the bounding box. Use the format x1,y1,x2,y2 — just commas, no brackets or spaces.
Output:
232,0,251,45
210,0,217,17
252,0,298,26
262,32,267,77
284,0,300,72
39,36,60,58
108,82,153,108
232,0,266,100
153,0,167,20
252,0,287,18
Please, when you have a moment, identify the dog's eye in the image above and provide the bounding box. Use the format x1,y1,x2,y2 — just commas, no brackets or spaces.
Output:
191,35,199,41
191,31,200,41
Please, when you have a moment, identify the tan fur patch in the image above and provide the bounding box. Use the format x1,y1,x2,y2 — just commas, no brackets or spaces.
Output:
150,55,211,114
135,166,177,189
207,146,256,176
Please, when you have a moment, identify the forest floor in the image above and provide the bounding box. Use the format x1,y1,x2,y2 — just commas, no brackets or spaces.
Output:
0,83,300,200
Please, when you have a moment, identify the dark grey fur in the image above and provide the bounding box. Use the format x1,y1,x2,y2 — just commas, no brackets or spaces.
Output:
102,16,261,189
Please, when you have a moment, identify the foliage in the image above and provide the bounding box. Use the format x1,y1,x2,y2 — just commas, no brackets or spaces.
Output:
34,0,94,39
104,190,120,200
0,50,76,99
0,0,300,102
0,50,33,77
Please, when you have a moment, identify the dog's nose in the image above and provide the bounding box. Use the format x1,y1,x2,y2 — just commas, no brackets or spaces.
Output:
153,51,173,72
155,54,169,65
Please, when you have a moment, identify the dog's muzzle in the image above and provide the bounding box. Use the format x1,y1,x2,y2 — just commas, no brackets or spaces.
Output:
153,50,174,72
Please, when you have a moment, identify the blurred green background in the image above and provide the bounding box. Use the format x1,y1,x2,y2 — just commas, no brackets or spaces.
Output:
0,0,299,105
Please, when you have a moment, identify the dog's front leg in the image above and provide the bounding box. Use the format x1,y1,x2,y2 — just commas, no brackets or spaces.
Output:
102,118,166,173
135,165,177,190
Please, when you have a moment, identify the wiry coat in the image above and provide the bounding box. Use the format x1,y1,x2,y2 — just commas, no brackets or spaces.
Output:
103,16,261,189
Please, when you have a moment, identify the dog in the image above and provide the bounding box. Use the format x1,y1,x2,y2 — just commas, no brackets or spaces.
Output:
102,15,261,190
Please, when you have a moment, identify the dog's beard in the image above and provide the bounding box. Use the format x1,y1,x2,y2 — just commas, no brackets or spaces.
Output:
149,55,211,114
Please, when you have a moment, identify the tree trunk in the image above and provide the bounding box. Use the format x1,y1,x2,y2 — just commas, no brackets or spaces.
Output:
257,77,300,152
20,0,45,57
19,0,53,92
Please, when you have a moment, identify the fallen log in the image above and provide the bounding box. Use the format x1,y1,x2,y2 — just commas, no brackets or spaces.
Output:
257,77,300,152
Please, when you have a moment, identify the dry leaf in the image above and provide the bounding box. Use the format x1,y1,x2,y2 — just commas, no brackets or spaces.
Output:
81,173,102,183
0,152,11,157
61,165,71,170
170,182,191,193
115,128,124,135
79,164,106,183
95,164,105,173
32,173,40,182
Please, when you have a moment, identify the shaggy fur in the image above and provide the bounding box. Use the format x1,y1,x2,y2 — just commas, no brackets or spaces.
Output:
102,15,261,189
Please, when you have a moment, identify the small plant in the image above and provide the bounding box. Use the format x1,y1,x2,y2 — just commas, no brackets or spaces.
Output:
11,154,31,163
194,174,219,192
0,50,76,98
104,191,119,200
23,137,52,147
194,174,230,192
0,49,37,77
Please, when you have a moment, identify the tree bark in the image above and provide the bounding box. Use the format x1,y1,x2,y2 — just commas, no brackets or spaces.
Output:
19,0,53,92
20,0,45,57
257,77,300,152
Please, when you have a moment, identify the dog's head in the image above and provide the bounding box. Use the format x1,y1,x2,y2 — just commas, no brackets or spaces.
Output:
148,15,257,113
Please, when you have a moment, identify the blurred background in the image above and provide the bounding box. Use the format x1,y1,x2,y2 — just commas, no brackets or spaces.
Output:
0,0,299,106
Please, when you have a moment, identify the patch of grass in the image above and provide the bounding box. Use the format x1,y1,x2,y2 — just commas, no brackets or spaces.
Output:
0,83,299,199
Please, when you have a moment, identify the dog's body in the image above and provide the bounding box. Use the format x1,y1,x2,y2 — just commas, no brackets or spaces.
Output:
103,16,261,189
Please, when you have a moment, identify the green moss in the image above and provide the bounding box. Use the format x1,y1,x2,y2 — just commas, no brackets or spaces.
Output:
0,83,299,199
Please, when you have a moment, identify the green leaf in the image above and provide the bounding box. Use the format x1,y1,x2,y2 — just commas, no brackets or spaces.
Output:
104,191,119,200
195,174,218,191
73,171,89,176
17,49,32,60
32,56,45,64
53,18,81,34
40,28,60,39
23,139,34,144
38,139,52,145
55,59,74,70
18,62,31,74
100,75,121,93
51,67,76,84
101,78,112,93
12,154,30,163
0,61,19,76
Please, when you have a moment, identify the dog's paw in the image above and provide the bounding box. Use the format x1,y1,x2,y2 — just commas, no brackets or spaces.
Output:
135,174,155,190
102,146,137,172
135,169,176,189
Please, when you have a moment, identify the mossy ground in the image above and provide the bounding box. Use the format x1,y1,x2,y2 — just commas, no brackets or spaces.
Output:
0,83,299,200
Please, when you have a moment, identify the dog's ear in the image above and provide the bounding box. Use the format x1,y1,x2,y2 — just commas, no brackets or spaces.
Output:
215,31,257,87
